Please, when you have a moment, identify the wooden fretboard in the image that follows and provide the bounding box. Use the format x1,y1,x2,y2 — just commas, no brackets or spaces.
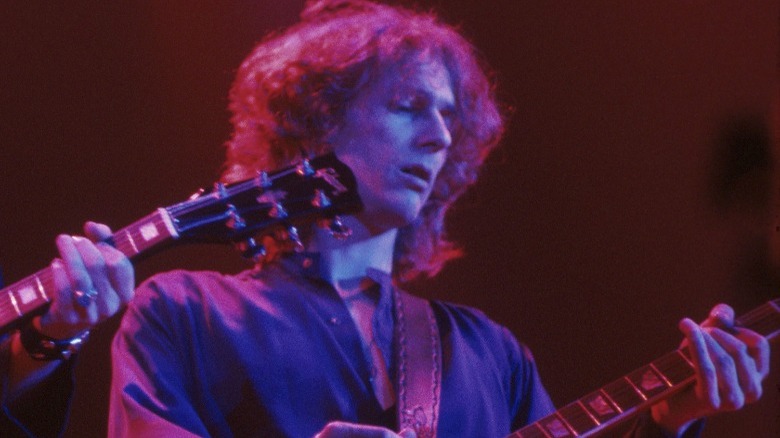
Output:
0,209,178,334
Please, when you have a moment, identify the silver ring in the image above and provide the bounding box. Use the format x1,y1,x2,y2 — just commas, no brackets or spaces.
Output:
73,288,98,308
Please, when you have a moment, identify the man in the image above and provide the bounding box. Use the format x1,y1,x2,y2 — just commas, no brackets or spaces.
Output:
1,222,133,437
105,1,770,437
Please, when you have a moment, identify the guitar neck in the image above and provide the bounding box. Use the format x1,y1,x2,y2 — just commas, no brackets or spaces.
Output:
0,209,179,334
0,153,362,336
508,299,780,438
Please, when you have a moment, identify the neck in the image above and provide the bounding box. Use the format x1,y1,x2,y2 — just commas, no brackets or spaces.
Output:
308,216,398,289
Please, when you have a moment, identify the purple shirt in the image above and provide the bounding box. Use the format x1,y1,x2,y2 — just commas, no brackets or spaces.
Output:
109,253,554,437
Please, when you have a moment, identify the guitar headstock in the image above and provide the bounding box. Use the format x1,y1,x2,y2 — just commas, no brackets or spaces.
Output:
165,153,362,255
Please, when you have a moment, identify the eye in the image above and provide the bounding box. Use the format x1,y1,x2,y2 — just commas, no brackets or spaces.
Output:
390,94,426,112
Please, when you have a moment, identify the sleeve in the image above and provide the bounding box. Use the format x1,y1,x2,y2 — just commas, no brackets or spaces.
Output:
504,327,556,431
108,277,205,438
0,333,75,438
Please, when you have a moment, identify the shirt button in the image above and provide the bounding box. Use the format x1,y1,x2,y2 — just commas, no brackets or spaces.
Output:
329,317,341,325
302,257,313,268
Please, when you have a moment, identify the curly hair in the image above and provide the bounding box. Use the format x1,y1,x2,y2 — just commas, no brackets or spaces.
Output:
224,0,504,283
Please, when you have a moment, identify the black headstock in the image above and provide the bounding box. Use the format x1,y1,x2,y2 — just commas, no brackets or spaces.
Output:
165,153,362,251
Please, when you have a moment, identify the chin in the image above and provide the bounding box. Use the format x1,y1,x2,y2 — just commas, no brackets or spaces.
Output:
359,204,422,235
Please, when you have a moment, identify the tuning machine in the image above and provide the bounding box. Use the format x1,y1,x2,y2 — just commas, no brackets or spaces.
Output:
235,237,267,262
268,202,288,219
318,215,351,240
256,171,272,189
225,204,246,231
275,225,304,252
296,158,315,178
311,189,331,209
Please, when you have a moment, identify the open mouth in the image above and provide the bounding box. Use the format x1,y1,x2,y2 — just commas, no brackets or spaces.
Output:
401,164,432,185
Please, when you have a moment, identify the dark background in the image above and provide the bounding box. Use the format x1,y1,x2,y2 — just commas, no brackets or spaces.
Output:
1,1,778,436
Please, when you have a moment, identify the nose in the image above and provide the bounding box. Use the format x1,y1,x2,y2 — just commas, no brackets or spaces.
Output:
417,109,452,152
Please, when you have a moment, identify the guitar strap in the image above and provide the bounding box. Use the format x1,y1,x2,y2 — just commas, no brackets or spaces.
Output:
393,289,442,438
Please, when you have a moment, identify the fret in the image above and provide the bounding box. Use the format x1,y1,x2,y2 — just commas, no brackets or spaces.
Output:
626,365,669,400
558,401,599,434
7,291,21,316
603,378,644,411
538,413,576,437
652,351,695,386
112,210,179,260
0,269,55,332
157,207,179,238
623,376,648,400
0,295,20,324
35,275,48,301
123,229,139,255
576,400,600,426
510,423,550,438
649,363,671,386
581,389,620,423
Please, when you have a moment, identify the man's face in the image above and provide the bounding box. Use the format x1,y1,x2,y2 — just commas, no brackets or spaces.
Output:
329,54,455,235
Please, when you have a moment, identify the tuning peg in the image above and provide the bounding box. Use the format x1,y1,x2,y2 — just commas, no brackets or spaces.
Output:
225,204,246,230
235,237,267,262
311,189,331,209
257,171,272,189
327,216,351,240
214,182,228,199
269,202,288,219
296,158,315,177
287,225,304,252
276,225,304,252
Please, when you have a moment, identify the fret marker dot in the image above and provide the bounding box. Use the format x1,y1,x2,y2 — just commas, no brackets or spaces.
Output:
140,224,159,241
19,287,36,305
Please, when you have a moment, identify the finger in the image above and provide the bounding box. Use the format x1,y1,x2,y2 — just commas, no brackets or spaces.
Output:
741,329,771,379
701,327,744,410
704,304,770,378
96,241,135,305
732,326,771,379
71,235,120,320
84,221,134,306
84,221,113,242
702,304,735,330
679,318,720,408
38,258,81,338
56,235,99,316
709,328,761,404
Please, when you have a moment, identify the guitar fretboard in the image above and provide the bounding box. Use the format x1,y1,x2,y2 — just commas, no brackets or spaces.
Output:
0,209,178,333
508,298,780,438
